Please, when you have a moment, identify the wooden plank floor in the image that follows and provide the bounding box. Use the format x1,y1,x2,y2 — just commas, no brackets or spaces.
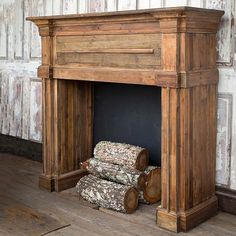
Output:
0,153,236,236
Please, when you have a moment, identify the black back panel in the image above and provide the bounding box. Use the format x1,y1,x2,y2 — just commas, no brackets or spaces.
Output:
93,82,161,166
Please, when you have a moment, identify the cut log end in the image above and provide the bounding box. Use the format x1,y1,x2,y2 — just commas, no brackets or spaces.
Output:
137,173,147,190
143,167,161,203
135,150,149,171
124,187,139,214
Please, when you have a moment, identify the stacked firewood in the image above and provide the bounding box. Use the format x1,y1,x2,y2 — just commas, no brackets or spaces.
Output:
76,141,161,214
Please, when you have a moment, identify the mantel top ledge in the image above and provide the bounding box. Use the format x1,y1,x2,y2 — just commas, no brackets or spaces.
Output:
26,6,224,24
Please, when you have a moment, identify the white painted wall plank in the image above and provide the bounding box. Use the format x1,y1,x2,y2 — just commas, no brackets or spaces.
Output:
138,0,150,9
0,72,10,135
8,77,22,137
188,0,203,7
14,0,24,59
30,0,44,58
218,68,236,190
52,0,62,15
23,0,31,61
207,0,234,65
216,94,232,186
62,0,78,14
29,80,42,142
105,0,117,11
6,2,15,61
150,0,162,8
89,0,105,12
44,0,53,16
78,0,88,13
118,0,137,10
0,7,7,59
22,77,30,140
165,0,187,7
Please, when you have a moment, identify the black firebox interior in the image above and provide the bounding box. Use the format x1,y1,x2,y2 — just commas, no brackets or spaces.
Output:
93,82,161,166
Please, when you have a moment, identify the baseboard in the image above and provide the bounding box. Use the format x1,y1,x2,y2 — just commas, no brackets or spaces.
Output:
157,196,218,233
216,186,236,215
39,174,55,192
0,134,42,162
55,169,88,192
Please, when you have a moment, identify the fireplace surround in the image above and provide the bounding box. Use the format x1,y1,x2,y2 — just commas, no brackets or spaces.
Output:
27,7,224,232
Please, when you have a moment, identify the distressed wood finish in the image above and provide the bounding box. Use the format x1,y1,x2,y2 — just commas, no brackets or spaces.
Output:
27,7,223,232
40,79,93,191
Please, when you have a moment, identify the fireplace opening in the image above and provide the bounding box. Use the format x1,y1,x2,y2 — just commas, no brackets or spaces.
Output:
93,82,161,166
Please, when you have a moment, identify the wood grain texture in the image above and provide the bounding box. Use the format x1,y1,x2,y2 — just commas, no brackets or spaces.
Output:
28,7,223,232
158,85,218,232
40,79,93,191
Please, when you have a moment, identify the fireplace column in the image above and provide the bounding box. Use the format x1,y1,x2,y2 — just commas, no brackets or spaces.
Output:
157,86,217,232
156,24,218,232
37,22,93,191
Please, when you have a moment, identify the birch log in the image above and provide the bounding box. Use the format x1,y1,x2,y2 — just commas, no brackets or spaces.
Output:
76,174,138,213
94,141,149,171
139,166,161,204
81,158,146,190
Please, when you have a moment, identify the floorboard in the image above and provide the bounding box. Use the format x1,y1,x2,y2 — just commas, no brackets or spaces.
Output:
0,153,236,236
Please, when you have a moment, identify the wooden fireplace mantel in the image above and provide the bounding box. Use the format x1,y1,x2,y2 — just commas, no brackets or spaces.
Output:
27,7,224,233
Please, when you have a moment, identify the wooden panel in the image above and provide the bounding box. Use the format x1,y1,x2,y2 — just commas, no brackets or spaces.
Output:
160,88,168,210
56,34,161,51
169,89,179,212
56,51,161,69
56,34,161,69
179,88,193,211
41,78,93,190
162,34,177,71
160,85,218,231
192,86,203,206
